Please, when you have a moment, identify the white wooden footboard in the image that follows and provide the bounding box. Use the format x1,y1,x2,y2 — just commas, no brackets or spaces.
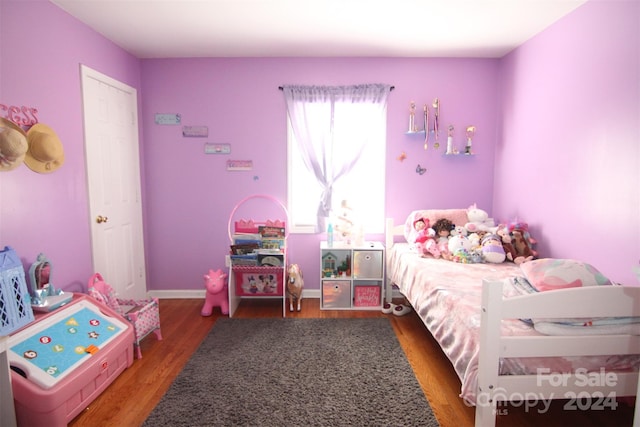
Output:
476,279,640,427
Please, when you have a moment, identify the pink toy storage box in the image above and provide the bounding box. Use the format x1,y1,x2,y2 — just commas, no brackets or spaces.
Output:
233,265,284,296
8,294,134,427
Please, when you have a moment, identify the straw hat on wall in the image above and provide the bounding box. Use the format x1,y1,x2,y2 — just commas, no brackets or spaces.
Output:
25,123,64,173
0,117,29,171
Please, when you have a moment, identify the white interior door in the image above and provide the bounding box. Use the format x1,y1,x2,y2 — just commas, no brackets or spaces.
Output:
80,65,146,300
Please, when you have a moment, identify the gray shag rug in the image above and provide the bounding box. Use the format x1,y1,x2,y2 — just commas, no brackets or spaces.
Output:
143,318,439,427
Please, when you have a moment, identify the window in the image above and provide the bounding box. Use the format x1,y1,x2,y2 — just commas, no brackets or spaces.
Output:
284,84,389,235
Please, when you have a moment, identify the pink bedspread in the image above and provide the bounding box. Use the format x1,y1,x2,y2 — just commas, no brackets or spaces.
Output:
387,243,640,404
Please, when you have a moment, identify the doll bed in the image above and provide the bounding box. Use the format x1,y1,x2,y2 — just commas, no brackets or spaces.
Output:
385,216,640,427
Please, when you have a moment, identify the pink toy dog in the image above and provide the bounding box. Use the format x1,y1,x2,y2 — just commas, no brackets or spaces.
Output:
201,269,229,316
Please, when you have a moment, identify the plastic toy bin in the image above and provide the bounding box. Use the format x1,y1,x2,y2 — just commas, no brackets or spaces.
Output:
353,250,383,279
322,280,351,309
353,284,381,307
0,246,34,335
233,266,283,296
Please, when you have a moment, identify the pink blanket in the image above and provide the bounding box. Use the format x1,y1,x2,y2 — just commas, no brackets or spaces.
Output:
387,243,640,403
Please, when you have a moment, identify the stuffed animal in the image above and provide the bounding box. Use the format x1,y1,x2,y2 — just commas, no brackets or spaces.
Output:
432,218,455,260
411,216,440,258
468,248,484,263
201,269,229,316
450,225,468,238
452,248,471,263
511,229,535,264
509,221,539,258
481,233,506,263
467,231,487,251
464,204,495,233
496,225,518,263
448,234,472,263
286,263,304,312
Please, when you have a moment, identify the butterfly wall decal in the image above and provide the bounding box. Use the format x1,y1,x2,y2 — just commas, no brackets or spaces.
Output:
416,164,426,175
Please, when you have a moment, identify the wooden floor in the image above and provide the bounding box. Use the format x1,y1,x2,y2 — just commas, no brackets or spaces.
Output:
66,298,636,427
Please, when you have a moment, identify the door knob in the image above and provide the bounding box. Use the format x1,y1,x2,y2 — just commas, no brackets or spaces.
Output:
96,215,109,224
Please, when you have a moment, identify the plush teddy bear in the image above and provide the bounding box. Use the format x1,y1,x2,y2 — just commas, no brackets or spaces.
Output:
510,229,534,264
496,225,518,263
508,221,538,258
464,204,495,233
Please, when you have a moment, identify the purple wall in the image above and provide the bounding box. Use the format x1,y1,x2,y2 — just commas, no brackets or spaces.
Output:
494,0,640,285
1,0,637,295
140,57,500,290
0,0,142,292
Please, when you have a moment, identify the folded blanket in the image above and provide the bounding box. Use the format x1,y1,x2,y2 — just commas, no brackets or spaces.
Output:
511,277,640,336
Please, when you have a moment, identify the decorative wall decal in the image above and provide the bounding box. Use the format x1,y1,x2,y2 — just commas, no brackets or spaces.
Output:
154,113,181,125
183,125,208,137
226,160,253,171
415,164,426,175
204,143,231,154
397,152,407,162
0,104,39,126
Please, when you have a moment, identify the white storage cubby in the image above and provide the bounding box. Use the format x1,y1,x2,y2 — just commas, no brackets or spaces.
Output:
320,241,385,310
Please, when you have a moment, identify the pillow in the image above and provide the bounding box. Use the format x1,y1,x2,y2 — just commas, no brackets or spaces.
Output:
520,258,613,292
404,209,469,242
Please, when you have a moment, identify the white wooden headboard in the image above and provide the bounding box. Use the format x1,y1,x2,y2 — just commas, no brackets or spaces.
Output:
385,217,405,250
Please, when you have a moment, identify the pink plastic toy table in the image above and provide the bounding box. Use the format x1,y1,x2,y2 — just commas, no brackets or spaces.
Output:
8,293,134,426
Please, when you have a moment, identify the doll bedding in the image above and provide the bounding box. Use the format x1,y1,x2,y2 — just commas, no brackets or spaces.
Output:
386,243,640,404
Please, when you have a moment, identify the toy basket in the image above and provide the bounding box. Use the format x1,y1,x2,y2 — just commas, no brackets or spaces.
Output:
233,265,284,296
88,273,162,358
0,246,34,335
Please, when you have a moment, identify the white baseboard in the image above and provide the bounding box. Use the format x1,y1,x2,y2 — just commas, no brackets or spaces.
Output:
148,289,322,299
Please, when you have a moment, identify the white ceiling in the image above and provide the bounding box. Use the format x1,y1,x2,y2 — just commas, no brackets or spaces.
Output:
51,0,588,59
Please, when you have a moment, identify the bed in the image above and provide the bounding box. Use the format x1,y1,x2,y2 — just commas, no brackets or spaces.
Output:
385,210,640,427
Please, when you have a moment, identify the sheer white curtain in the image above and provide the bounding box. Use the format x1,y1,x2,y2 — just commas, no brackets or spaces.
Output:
282,84,391,230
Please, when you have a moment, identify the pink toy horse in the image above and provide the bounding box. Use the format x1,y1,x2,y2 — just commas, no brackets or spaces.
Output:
201,269,229,316
286,264,304,312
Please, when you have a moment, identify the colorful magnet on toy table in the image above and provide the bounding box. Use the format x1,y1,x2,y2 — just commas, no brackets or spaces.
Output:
85,344,99,355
